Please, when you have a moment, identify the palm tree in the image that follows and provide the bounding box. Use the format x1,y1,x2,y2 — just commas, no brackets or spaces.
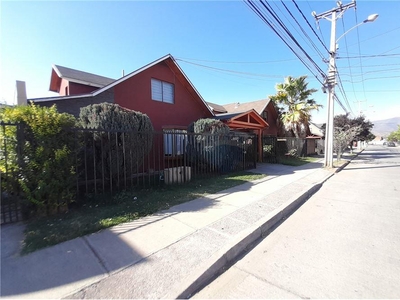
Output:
270,75,321,138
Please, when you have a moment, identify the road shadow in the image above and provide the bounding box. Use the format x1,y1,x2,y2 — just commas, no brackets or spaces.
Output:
0,157,326,298
0,222,147,298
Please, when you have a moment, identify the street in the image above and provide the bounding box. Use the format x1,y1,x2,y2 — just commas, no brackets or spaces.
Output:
193,145,400,299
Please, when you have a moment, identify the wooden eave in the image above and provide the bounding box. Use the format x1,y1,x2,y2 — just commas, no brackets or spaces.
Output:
49,69,62,93
223,110,269,130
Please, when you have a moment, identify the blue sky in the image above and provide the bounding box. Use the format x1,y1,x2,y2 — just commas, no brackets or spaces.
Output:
1,0,399,123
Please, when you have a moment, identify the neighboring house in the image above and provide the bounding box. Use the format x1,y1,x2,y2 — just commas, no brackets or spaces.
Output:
49,65,115,96
309,122,324,138
208,99,280,137
213,109,269,162
307,122,325,155
31,54,214,132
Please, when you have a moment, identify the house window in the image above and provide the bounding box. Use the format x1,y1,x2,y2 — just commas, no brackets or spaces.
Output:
151,78,174,104
163,129,187,156
262,111,268,122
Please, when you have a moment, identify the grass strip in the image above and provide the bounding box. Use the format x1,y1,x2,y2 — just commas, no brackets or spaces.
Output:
22,171,266,254
278,156,319,166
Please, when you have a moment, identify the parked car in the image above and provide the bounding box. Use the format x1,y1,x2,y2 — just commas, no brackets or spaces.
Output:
387,141,396,147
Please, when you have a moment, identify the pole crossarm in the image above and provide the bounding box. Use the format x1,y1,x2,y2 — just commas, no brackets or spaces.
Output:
314,1,356,21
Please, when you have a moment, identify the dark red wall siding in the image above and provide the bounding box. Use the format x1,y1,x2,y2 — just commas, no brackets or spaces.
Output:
69,82,99,95
263,104,279,136
114,61,212,131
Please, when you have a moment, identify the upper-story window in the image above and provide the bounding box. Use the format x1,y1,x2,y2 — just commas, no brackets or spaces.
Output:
262,111,268,122
151,78,174,104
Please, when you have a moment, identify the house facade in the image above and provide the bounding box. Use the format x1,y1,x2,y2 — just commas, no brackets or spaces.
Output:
32,55,214,132
208,99,279,137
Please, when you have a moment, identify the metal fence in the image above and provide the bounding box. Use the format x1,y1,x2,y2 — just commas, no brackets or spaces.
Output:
277,137,308,157
75,129,257,196
262,136,278,163
1,122,24,224
262,136,322,163
1,124,257,223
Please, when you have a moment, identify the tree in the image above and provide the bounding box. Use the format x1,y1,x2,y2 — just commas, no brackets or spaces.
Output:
387,125,400,142
330,114,375,146
270,75,321,138
333,124,362,161
352,115,375,142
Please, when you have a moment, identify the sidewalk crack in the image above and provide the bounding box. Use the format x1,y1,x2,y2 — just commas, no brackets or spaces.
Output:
82,236,110,274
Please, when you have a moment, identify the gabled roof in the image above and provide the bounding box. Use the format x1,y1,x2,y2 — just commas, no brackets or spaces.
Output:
214,109,269,130
50,65,115,92
34,54,214,116
222,99,274,115
207,102,227,113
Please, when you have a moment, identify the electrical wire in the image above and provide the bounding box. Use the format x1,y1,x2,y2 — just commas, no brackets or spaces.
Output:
340,16,359,103
278,0,326,60
175,57,298,64
176,59,286,79
354,10,368,101
338,53,400,59
244,0,326,86
336,70,354,115
291,0,329,53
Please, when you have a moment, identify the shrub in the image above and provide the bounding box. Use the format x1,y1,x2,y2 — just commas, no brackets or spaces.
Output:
188,118,230,136
0,103,77,216
78,103,154,183
187,118,238,172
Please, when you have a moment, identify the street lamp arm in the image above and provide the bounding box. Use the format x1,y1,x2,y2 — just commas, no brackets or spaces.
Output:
336,14,378,42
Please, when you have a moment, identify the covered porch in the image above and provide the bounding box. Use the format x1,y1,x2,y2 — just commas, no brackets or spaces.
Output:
214,109,269,162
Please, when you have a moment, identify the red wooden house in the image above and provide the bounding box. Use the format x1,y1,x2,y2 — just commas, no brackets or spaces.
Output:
32,54,214,132
208,99,280,137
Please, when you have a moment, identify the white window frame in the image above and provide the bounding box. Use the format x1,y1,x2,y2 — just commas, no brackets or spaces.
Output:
151,78,174,104
163,129,187,157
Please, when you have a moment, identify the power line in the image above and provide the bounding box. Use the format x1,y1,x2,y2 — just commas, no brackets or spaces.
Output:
354,10,368,101
341,75,400,83
175,58,285,79
338,53,400,59
291,0,329,53
336,70,354,115
279,0,326,60
339,68,400,77
243,0,326,86
341,16,358,103
175,56,298,64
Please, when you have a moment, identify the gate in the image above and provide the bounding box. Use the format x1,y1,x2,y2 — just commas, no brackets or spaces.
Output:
1,122,24,224
262,136,278,163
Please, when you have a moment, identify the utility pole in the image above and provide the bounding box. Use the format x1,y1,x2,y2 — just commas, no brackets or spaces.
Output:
313,1,356,168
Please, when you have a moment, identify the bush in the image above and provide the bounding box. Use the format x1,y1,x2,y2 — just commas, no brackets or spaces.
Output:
0,103,77,216
78,103,154,182
188,118,231,136
187,119,236,172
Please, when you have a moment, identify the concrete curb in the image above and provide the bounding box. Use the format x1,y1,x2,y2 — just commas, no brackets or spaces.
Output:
166,173,333,299
335,149,364,173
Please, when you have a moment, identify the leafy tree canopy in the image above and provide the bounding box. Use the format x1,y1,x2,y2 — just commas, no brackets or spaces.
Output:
269,75,321,138
331,113,375,142
387,125,400,142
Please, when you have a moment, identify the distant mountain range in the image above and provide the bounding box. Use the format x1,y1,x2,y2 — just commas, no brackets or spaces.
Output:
371,117,400,137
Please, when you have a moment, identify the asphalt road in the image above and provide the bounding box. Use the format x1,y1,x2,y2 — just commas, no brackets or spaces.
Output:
193,145,400,299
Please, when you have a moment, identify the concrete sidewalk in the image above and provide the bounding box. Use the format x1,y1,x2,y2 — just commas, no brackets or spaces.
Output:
1,158,348,299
